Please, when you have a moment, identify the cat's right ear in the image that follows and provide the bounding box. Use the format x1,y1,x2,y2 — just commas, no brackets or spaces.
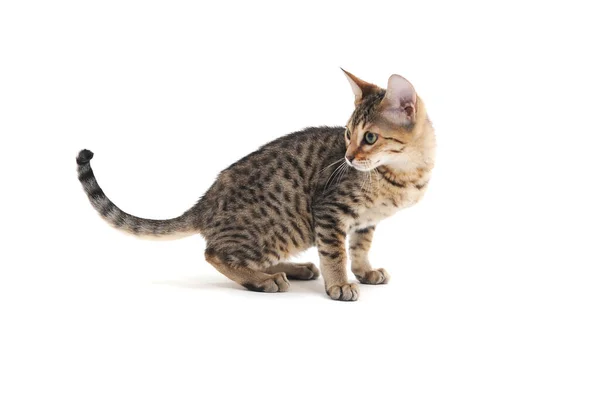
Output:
341,68,380,105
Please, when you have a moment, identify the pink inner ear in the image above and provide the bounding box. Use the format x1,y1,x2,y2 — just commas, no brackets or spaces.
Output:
380,74,417,125
384,74,416,108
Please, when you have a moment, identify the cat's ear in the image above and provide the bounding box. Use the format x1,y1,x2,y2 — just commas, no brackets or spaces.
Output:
380,74,417,126
341,68,380,105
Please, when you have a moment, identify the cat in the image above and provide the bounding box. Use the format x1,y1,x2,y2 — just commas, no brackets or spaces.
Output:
76,70,436,301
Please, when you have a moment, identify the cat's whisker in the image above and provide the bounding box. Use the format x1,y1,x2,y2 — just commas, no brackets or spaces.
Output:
319,158,345,175
328,162,345,181
324,159,346,189
335,166,347,188
335,163,348,186
342,163,350,182
325,161,346,189
373,168,382,191
360,170,369,193
333,165,342,186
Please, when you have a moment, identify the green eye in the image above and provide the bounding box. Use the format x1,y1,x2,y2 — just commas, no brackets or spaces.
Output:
345,128,351,140
364,132,378,145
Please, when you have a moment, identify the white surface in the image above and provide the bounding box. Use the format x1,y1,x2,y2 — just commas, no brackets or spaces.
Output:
1,1,599,399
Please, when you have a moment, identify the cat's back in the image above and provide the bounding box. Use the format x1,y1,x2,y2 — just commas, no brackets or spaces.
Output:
205,126,343,188
194,126,345,239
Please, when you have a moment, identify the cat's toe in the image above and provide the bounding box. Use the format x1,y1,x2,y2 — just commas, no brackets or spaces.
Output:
356,268,390,285
301,263,320,280
326,283,359,301
245,272,290,293
270,272,291,292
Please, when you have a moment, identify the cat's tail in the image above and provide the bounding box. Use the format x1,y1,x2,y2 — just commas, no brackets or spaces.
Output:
76,149,197,240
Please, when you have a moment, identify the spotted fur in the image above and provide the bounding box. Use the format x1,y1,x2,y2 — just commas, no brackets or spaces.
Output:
77,71,435,301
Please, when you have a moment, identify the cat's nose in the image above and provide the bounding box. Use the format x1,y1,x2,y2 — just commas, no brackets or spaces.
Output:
346,155,355,163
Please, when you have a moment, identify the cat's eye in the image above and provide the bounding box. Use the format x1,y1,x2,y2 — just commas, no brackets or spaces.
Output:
364,132,378,145
345,128,351,140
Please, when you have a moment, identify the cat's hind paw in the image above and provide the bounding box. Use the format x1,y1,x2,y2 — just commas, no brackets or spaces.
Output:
355,268,390,285
243,272,290,293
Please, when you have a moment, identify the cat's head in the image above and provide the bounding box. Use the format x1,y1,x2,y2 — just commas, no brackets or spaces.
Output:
342,69,433,172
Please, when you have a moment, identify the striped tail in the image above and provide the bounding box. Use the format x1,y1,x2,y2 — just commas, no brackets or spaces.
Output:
76,149,196,239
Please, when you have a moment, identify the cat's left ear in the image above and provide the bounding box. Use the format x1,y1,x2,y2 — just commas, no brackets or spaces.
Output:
379,74,417,126
341,68,380,105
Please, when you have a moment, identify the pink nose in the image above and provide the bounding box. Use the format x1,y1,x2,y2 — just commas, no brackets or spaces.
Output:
345,155,355,163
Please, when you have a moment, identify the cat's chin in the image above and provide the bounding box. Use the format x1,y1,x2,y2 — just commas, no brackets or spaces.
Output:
350,160,382,172
352,165,375,172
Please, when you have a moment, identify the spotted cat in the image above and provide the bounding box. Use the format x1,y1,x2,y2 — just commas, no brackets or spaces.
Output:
76,70,435,301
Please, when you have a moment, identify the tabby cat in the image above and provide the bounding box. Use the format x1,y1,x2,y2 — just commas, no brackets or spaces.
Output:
76,70,435,301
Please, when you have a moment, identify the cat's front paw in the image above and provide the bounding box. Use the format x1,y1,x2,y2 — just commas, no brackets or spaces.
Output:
326,283,359,301
355,268,390,285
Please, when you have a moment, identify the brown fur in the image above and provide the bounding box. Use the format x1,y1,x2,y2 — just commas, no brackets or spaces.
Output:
76,71,435,301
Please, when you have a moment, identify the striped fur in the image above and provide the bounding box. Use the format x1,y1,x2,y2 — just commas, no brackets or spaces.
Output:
76,72,435,301
77,150,194,239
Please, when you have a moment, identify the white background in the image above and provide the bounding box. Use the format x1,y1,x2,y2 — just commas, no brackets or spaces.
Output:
1,1,599,399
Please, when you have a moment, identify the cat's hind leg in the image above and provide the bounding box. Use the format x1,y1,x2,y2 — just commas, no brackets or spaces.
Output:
266,262,320,280
205,248,290,293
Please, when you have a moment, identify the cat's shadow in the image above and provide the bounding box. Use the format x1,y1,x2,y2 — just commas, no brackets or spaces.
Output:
154,276,324,294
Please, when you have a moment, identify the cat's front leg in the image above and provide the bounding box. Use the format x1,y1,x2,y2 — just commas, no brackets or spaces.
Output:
315,222,359,301
349,226,390,285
